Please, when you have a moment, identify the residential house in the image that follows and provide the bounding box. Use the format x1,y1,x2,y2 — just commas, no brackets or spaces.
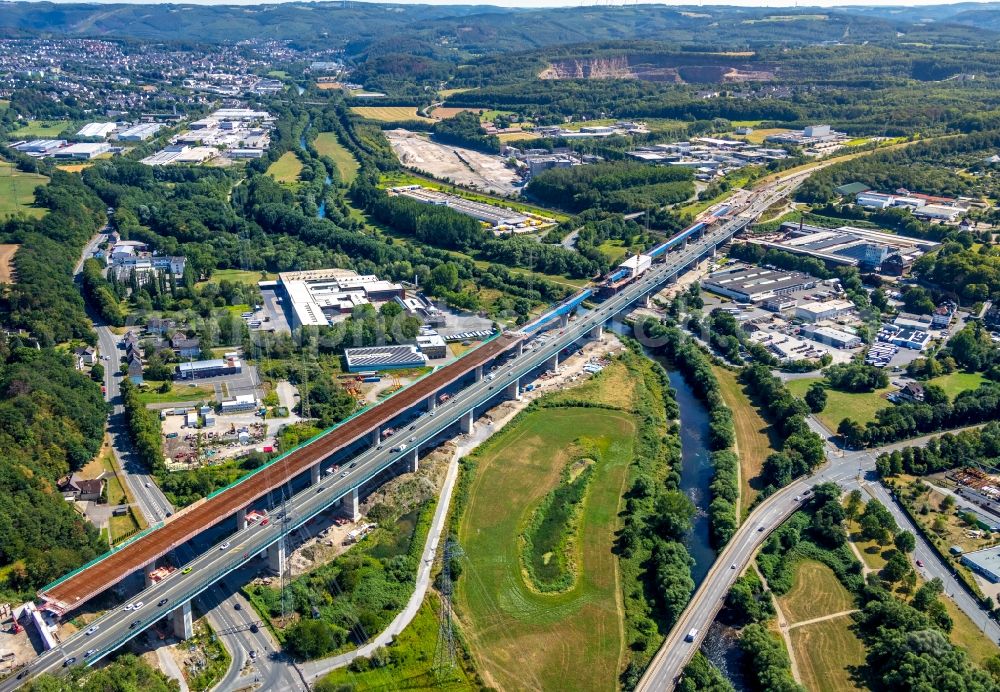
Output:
60,474,106,502
73,346,97,370
171,332,201,358
147,317,176,335
127,353,144,384
899,382,926,403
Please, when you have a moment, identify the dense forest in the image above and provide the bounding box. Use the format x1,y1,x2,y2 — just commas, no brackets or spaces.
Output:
526,161,694,213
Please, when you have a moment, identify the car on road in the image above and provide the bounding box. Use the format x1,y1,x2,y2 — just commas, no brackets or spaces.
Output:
341,471,349,478
260,519,269,526
234,602,241,611
730,563,736,569
916,559,924,567
249,623,259,633
249,649,257,660
84,649,97,658
134,601,144,609
684,628,698,643
158,598,169,607
220,542,230,551
129,620,140,629
758,525,765,532
63,657,77,667
182,567,193,574
317,486,324,493
84,625,99,635
123,603,134,611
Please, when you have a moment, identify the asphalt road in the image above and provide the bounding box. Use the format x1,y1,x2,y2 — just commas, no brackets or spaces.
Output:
75,236,291,690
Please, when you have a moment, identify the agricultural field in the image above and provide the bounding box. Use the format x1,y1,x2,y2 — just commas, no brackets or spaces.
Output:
498,130,541,143
713,365,779,513
455,406,636,691
0,162,48,219
787,377,896,431
350,106,435,122
266,151,303,184
11,119,71,138
313,131,360,184
431,106,485,119
779,560,865,692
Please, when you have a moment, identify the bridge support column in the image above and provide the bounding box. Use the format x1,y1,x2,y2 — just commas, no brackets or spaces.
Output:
344,487,360,522
506,378,520,401
266,541,285,575
559,313,569,328
144,564,157,588
236,508,246,531
642,294,652,309
406,448,419,474
711,246,717,258
310,464,320,486
516,342,524,356
589,324,603,340
547,353,559,371
427,394,437,412
474,365,484,382
460,410,474,435
171,601,193,640
371,427,380,446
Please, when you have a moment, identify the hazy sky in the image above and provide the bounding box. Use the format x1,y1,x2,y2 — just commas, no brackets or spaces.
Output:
16,0,1000,7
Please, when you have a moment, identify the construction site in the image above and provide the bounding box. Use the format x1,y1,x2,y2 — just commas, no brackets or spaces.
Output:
385,129,521,195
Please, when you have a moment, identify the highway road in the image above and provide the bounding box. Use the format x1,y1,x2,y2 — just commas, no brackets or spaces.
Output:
74,235,289,690
8,169,786,688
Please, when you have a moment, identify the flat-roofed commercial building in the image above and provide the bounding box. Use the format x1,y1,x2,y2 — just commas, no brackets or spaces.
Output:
703,266,816,303
175,357,242,380
416,333,448,359
800,325,862,349
117,123,163,141
52,142,111,160
77,122,118,139
344,345,426,372
960,546,1000,583
794,299,854,322
275,269,405,330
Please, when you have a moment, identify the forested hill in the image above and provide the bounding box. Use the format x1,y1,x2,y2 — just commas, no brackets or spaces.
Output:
1,1,998,49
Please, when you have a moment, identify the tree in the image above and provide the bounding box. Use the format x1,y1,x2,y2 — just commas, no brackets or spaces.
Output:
940,494,956,511
881,550,911,583
895,530,916,553
804,382,827,413
860,499,897,545
845,488,864,521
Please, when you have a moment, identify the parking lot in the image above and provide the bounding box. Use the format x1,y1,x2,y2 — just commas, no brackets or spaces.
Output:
177,365,261,403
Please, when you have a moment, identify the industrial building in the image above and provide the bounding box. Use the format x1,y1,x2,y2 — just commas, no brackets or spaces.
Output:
12,139,67,156
960,546,1000,583
220,394,258,414
344,345,426,372
394,295,446,327
747,222,938,272
416,332,448,359
175,357,242,380
799,324,862,349
141,145,218,166
855,189,966,222
619,254,652,279
389,186,533,229
765,124,849,151
880,324,931,350
52,142,111,160
628,137,789,180
275,269,405,330
794,299,854,322
116,123,163,142
703,266,817,303
77,122,119,139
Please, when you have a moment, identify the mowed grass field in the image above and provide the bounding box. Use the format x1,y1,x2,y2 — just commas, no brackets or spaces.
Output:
11,120,70,138
266,151,303,184
780,560,865,692
313,132,360,184
350,106,435,122
928,371,987,400
0,162,48,219
198,269,275,286
713,366,778,514
456,407,634,691
786,377,896,431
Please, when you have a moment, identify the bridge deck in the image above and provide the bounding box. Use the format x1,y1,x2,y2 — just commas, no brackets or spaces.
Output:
41,333,521,612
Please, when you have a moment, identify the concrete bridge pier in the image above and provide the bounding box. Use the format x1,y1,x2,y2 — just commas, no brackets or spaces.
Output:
460,410,474,435
474,365,484,382
310,464,320,486
506,378,520,400
546,353,559,371
144,563,157,588
641,293,652,309
370,427,381,446
171,601,194,640
236,508,246,531
406,447,419,474
266,541,285,575
344,487,361,522
559,313,569,328
589,324,603,340
427,394,437,412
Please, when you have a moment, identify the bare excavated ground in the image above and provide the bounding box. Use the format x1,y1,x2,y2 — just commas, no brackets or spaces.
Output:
385,129,521,196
